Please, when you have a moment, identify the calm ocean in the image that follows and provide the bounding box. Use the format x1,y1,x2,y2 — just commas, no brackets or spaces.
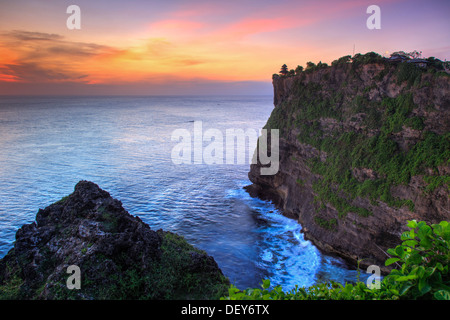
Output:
0,95,367,290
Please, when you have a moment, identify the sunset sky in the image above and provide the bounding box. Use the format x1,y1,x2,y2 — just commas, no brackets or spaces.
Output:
0,0,449,95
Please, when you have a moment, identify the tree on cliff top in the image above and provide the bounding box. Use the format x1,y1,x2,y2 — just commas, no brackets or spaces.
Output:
279,64,288,76
391,50,422,59
295,65,304,75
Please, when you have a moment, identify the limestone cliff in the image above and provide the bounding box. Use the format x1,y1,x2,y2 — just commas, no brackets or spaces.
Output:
0,181,229,299
247,53,450,273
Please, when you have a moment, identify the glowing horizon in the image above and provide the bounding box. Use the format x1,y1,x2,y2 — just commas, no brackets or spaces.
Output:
0,0,449,95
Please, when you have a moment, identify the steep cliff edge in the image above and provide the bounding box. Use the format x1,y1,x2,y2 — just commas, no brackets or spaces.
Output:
247,53,450,273
0,181,229,299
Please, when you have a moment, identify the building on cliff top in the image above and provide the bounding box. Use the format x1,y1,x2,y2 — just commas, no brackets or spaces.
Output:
388,54,409,63
406,58,429,68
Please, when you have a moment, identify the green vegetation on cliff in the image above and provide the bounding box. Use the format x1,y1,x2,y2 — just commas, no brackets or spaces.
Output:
266,52,449,223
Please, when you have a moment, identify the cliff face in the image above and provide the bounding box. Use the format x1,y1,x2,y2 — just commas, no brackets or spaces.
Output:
247,54,450,273
0,181,229,299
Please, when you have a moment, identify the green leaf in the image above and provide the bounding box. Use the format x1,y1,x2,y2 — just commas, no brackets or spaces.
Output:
407,220,418,229
418,277,430,294
396,274,417,282
417,224,432,240
401,231,412,240
343,283,353,295
262,279,271,289
419,236,432,248
434,290,450,300
402,240,418,247
438,221,448,228
436,221,450,241
399,283,413,296
407,252,423,265
395,245,406,258
389,289,399,295
385,257,401,266
387,248,398,257
415,266,425,278
228,285,240,296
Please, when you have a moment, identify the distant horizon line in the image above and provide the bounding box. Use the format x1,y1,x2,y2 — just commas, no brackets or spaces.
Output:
0,93,273,97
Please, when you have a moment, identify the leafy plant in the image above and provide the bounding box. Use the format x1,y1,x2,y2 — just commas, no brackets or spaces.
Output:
384,220,450,299
221,220,450,300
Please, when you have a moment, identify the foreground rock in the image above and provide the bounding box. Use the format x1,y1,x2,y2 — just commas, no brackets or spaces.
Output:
0,181,229,299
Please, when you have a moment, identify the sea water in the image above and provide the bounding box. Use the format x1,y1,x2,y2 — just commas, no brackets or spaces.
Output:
0,95,368,290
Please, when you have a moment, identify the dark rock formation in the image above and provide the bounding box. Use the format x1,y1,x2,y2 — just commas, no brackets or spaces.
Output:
247,54,450,273
0,181,229,299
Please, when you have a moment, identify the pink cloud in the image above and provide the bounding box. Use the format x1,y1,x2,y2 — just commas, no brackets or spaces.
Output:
195,0,375,41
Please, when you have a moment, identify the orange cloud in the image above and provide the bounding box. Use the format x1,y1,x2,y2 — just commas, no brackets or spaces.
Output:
0,73,20,82
0,31,108,83
0,0,409,89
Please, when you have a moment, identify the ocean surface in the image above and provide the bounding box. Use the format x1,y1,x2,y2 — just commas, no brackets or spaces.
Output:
0,95,368,290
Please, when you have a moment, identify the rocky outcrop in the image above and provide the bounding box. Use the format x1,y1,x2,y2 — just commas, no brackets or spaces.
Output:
0,181,229,299
247,54,450,273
